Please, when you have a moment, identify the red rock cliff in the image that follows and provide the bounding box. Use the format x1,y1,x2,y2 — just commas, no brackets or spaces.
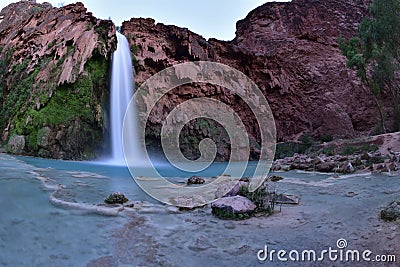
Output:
122,0,383,157
0,1,116,159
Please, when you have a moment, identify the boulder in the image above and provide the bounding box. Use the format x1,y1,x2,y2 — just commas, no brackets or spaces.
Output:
187,176,205,185
7,135,25,154
316,161,336,172
37,127,52,147
336,162,355,174
270,175,284,182
211,196,256,219
381,201,400,221
215,180,249,198
169,195,207,209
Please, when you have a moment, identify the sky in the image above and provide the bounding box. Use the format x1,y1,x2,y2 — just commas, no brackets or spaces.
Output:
0,0,290,40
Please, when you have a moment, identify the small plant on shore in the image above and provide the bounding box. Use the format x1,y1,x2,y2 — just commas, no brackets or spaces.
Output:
104,192,129,204
239,181,276,215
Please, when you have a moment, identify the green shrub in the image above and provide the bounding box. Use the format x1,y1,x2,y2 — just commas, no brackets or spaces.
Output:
322,146,335,156
130,44,139,54
320,134,333,143
342,144,379,155
299,133,314,148
47,40,56,49
211,208,252,220
104,192,128,204
239,182,275,215
342,145,356,155
86,22,94,31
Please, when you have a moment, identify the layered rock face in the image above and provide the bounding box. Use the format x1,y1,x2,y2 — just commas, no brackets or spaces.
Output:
0,1,116,159
0,0,386,161
122,0,381,160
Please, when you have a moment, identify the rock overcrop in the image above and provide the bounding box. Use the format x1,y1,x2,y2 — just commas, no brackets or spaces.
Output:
211,196,256,219
120,0,394,162
273,151,399,174
211,178,299,220
0,2,116,159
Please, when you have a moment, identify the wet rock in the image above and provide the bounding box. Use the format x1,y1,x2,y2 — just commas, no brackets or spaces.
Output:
346,191,358,197
187,176,205,185
124,201,135,208
7,135,25,154
274,194,300,205
381,201,400,221
169,195,207,209
215,181,249,198
211,196,256,219
280,165,291,171
270,175,284,182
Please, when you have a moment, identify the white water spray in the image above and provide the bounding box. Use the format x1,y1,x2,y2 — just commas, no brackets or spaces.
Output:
108,31,140,165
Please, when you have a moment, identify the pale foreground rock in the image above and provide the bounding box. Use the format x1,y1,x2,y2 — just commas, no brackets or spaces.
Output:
169,195,207,209
215,180,249,199
211,196,256,216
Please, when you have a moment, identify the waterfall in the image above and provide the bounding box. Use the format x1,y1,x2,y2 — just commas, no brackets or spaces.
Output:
108,31,140,165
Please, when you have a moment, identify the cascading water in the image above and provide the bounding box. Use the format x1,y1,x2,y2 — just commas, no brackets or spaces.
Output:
108,31,141,165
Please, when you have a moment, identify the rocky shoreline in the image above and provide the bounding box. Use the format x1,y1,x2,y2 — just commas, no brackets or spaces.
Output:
273,131,400,175
272,150,400,174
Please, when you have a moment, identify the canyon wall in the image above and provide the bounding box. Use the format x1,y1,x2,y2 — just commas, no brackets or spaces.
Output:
121,0,383,159
0,0,390,160
0,1,116,159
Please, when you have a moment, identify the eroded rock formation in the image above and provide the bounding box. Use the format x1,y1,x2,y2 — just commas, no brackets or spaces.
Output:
121,0,385,160
0,0,391,161
0,1,116,159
